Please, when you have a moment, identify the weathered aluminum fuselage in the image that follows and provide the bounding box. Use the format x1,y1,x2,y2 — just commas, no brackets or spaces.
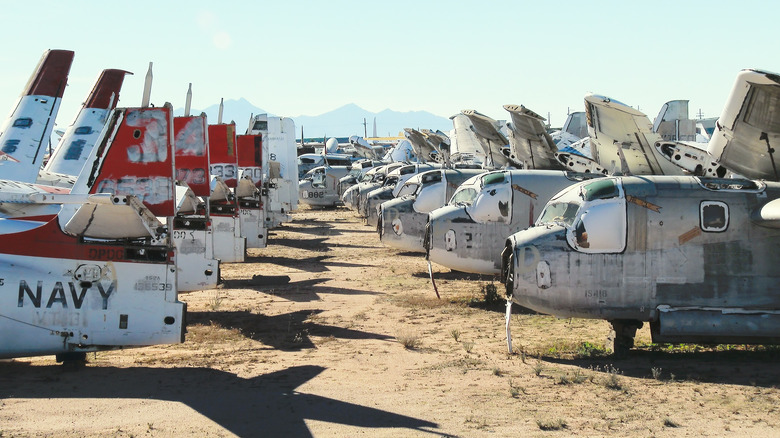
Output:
505,175,780,344
359,163,437,221
426,170,603,275
379,169,486,252
299,165,350,207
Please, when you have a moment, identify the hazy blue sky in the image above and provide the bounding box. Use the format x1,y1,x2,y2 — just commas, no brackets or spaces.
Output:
0,0,775,129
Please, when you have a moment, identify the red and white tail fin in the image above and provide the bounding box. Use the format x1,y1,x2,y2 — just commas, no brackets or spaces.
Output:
236,134,263,197
0,49,74,182
174,115,211,197
208,123,238,189
44,69,131,177
71,104,176,218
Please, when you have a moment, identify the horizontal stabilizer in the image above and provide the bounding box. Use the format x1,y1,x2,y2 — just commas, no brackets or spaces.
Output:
62,195,165,239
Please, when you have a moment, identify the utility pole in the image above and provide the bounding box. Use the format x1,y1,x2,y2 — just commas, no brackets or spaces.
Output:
363,118,367,138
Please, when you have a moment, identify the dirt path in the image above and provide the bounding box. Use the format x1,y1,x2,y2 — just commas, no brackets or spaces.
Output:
2,206,779,437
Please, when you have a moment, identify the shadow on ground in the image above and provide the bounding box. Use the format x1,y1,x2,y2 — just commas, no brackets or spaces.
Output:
542,348,780,388
0,362,444,437
189,309,393,351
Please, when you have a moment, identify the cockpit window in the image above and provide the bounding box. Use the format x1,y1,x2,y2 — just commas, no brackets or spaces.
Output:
538,202,580,227
397,183,419,197
582,179,619,201
399,166,415,175
482,172,506,186
421,172,442,185
450,188,478,206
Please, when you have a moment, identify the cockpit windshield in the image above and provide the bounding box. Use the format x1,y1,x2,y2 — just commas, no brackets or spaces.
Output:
448,173,487,206
397,182,419,197
450,188,478,206
536,182,584,227
537,202,580,227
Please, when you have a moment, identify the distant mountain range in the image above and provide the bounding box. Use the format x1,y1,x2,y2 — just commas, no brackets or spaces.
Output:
176,99,453,139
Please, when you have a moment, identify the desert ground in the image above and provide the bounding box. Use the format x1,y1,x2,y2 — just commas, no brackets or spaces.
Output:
2,205,779,437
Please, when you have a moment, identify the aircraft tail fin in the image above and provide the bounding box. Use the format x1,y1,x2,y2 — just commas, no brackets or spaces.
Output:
71,104,176,218
44,69,132,177
0,49,74,182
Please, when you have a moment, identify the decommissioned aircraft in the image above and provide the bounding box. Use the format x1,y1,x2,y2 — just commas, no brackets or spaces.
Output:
378,168,486,252
501,69,780,354
0,102,185,361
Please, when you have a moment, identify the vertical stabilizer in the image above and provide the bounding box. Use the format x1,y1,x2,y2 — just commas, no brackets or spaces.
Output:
0,49,74,182
208,123,238,188
45,69,131,176
73,104,176,218
174,115,211,196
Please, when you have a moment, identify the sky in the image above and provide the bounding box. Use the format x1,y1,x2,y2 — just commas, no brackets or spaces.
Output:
0,0,777,131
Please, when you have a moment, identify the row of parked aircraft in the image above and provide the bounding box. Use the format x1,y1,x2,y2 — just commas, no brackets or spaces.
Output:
0,50,300,361
303,69,780,354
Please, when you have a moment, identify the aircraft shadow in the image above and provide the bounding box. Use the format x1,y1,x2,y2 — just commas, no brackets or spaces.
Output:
189,309,392,351
0,363,443,437
269,237,329,252
394,251,426,257
241,255,374,274
270,279,384,303
280,226,347,237
542,349,780,388
412,270,494,281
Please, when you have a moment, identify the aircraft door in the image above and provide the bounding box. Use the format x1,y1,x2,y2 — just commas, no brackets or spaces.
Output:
467,172,512,224
568,199,627,253
413,171,445,213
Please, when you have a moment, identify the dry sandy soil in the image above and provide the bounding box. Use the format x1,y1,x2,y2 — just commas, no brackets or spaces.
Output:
2,205,780,437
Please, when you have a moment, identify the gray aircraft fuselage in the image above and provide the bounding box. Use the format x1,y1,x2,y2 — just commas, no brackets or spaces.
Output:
379,168,486,252
425,170,603,275
503,175,780,345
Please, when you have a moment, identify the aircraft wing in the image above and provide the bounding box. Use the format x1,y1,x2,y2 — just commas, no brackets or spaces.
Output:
503,104,564,170
461,109,518,168
708,69,780,181
403,128,438,162
449,114,484,159
585,94,683,175
349,135,379,160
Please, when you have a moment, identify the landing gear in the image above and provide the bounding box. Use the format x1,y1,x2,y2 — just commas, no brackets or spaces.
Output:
56,352,87,367
609,320,643,357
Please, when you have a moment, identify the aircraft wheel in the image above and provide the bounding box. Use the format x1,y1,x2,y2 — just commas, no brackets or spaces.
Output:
609,320,642,358
56,352,87,368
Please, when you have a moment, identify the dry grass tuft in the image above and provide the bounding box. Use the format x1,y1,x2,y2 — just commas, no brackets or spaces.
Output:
536,417,567,431
396,332,422,350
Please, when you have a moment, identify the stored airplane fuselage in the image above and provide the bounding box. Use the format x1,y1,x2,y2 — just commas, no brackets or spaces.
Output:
379,168,486,252
503,175,780,349
425,170,603,275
